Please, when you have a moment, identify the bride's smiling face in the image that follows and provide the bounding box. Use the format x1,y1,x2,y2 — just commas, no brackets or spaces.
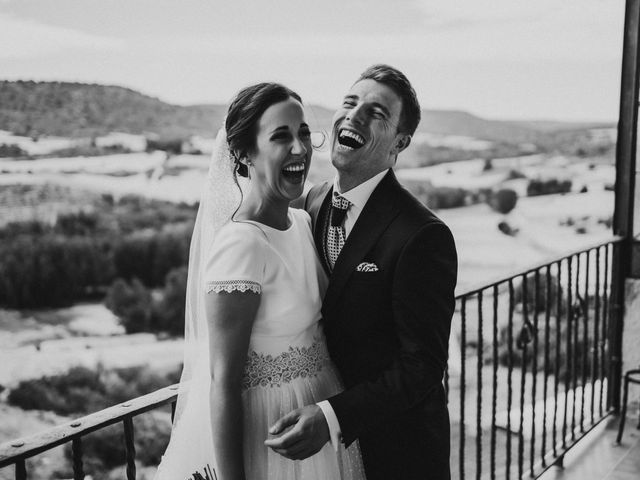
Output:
247,97,312,202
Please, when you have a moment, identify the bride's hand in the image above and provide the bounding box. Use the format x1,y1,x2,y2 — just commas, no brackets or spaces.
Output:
264,405,330,460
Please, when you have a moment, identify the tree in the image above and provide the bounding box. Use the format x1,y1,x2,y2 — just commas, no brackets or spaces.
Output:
489,188,518,214
8,366,106,414
0,234,113,308
152,266,188,335
513,273,566,315
527,178,572,196
105,278,152,333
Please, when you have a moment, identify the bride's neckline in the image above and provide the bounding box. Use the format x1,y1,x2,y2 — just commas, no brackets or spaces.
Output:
235,210,293,232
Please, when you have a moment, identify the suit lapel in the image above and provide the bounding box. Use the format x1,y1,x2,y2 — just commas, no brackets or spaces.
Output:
322,170,402,318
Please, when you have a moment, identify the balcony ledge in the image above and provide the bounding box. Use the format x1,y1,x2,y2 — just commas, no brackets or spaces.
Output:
539,412,640,480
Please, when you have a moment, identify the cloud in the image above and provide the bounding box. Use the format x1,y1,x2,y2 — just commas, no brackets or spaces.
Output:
0,12,124,59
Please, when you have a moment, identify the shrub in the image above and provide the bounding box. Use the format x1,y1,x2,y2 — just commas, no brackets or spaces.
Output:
106,266,187,336
0,220,48,239
146,138,183,155
598,216,613,229
0,234,115,308
102,365,176,404
430,187,468,209
151,266,188,335
0,190,195,309
113,231,190,287
507,169,527,180
527,178,572,196
401,182,473,210
8,366,106,415
497,303,593,383
513,273,566,315
489,188,518,214
63,412,171,475
105,278,152,333
55,211,100,236
8,365,179,415
497,220,519,236
0,143,29,158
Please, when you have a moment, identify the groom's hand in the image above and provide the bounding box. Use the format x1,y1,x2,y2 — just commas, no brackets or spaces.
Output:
264,405,330,460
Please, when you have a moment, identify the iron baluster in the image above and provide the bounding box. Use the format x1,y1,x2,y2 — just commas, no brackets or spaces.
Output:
490,285,499,480
72,437,84,480
123,417,136,480
581,250,591,432
563,256,573,449
506,280,515,480
530,269,540,477
476,291,483,480
459,297,467,480
571,254,580,441
594,247,602,418
15,460,26,480
541,265,552,467
602,244,610,411
552,260,562,457
518,274,529,480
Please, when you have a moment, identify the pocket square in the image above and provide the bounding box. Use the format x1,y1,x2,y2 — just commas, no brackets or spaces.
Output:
356,262,379,272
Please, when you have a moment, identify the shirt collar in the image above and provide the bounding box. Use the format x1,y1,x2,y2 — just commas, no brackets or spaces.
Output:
333,169,389,211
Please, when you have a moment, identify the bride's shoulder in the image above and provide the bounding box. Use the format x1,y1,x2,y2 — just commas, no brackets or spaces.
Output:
205,221,269,286
289,207,311,226
214,220,269,251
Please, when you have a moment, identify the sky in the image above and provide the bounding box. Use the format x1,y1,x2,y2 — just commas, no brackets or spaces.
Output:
0,0,626,121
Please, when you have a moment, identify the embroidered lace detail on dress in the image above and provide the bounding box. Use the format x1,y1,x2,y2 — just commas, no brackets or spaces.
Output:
205,280,261,294
242,339,330,390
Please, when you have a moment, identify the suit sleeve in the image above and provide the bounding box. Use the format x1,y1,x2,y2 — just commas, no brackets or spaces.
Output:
328,222,458,445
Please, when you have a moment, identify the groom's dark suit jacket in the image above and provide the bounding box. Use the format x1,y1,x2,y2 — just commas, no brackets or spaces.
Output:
305,169,457,480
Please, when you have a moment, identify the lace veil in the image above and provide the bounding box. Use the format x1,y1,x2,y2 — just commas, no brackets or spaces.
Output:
155,127,247,480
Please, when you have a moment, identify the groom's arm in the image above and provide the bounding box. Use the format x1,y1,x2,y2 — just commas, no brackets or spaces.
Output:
328,221,457,446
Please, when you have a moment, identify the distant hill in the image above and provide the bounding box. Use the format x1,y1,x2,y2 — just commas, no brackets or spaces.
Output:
0,80,227,138
294,105,550,144
509,120,615,132
0,81,614,151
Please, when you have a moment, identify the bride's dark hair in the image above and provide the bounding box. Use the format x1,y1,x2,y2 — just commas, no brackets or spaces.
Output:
226,83,303,177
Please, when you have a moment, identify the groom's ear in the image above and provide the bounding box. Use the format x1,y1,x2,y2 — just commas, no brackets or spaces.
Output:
393,134,411,154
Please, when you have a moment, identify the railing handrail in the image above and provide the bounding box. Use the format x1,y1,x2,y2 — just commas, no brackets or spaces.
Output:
0,384,179,468
455,235,624,298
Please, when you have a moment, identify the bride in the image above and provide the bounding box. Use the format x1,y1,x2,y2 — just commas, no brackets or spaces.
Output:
154,83,365,480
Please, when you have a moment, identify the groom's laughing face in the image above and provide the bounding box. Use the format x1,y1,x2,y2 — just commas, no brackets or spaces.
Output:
331,79,408,185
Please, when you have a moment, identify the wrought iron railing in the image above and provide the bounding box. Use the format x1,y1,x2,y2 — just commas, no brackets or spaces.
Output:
0,384,180,480
0,237,624,480
448,236,623,480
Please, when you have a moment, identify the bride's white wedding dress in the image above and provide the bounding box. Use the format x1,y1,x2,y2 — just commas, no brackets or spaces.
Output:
155,207,365,480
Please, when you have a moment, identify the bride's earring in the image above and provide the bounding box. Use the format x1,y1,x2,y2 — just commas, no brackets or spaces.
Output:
246,160,252,180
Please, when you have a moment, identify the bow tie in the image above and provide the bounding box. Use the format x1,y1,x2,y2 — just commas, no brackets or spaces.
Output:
331,192,351,227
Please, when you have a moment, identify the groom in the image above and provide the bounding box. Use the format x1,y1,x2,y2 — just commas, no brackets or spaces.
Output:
266,64,457,479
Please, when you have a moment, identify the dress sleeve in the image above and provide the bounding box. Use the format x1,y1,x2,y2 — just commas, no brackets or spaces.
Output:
203,222,267,295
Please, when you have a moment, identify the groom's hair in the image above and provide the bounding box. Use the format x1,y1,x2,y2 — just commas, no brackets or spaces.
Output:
226,83,302,177
357,64,421,136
